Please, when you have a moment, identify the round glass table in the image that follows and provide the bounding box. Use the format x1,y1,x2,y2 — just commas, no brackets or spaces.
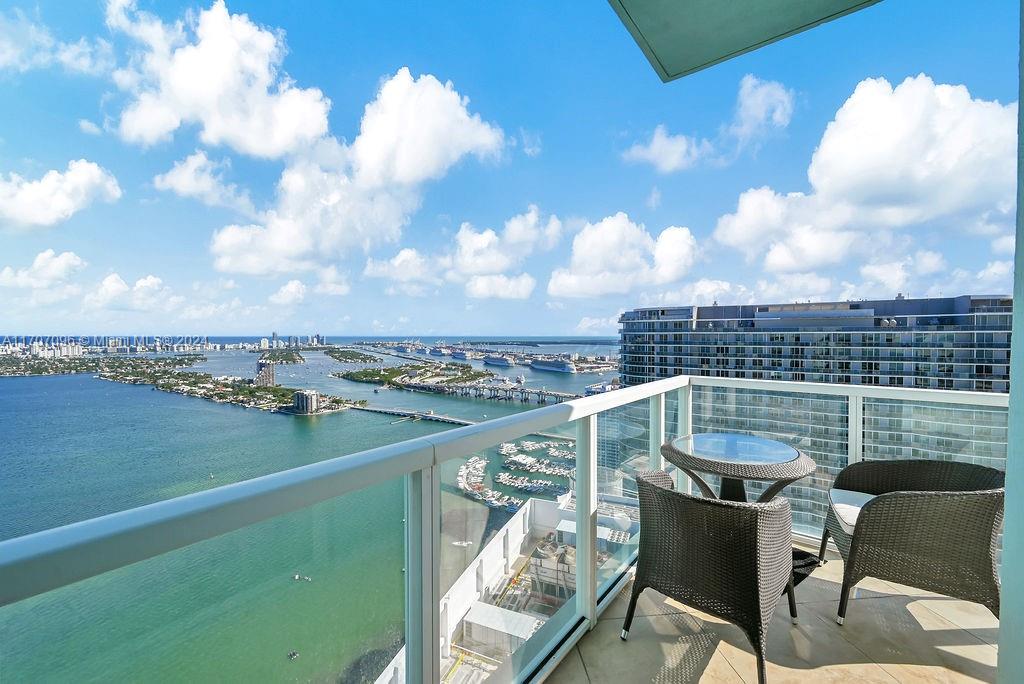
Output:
661,433,816,503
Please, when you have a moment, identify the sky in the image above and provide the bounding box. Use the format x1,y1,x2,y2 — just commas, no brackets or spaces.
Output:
0,0,1019,336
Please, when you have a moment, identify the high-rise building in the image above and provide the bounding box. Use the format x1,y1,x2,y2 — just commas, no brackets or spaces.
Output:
253,360,276,387
293,389,320,414
259,337,269,350
619,294,1011,392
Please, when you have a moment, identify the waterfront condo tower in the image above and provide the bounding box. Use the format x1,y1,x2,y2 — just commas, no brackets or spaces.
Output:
619,294,1012,392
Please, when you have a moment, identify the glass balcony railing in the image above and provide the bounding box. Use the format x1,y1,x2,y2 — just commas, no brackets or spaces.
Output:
0,375,1009,682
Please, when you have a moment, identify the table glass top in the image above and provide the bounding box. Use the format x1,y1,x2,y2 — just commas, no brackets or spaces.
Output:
670,433,798,465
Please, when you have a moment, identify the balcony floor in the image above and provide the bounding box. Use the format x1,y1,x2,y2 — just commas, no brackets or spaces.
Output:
547,547,999,683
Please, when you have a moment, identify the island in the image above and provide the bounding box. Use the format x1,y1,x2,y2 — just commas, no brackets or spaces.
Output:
325,347,381,364
0,354,362,413
260,348,305,364
334,361,493,387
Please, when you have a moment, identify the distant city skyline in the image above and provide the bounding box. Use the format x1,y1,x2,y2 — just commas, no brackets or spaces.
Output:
0,0,1018,335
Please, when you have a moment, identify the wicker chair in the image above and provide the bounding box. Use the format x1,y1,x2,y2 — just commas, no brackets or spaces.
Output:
817,459,1004,625
622,470,796,684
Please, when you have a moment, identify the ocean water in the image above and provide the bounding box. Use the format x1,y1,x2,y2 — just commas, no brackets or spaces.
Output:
0,341,606,682
0,374,453,682
0,352,593,683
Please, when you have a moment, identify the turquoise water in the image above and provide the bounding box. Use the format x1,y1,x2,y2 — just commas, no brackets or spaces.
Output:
0,345,595,682
0,374,451,682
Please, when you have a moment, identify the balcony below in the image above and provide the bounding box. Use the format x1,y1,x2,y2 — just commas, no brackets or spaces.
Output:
547,544,999,683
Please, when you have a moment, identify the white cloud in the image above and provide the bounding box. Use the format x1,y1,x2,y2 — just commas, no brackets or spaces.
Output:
622,124,711,173
465,273,535,299
107,0,330,157
0,160,122,228
78,119,102,135
547,212,698,297
714,75,1017,272
268,279,306,305
623,75,793,174
154,150,255,216
641,279,748,307
0,249,87,288
859,260,910,293
85,273,183,311
913,250,946,275
0,9,113,75
210,67,503,275
575,316,619,334
364,248,442,296
313,265,350,296
450,204,560,276
352,67,503,187
755,273,833,303
727,74,794,149
992,234,1015,255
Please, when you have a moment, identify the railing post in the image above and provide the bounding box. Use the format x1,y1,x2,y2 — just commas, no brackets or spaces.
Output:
405,465,441,684
675,384,693,494
575,415,598,629
648,393,665,470
847,392,863,465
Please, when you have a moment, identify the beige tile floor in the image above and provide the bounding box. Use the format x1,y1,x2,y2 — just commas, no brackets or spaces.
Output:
546,550,999,683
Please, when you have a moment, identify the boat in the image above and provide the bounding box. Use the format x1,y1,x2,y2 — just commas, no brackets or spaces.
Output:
451,349,481,360
429,346,451,356
530,357,577,373
483,354,515,367
515,374,526,384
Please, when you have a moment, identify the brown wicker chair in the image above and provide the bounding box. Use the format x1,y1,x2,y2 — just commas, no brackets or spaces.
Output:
622,470,796,684
817,459,1004,625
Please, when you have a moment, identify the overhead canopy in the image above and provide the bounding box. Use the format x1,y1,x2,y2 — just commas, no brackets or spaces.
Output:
607,0,881,82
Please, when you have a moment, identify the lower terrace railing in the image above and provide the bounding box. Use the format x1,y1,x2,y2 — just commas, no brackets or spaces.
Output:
0,375,1009,682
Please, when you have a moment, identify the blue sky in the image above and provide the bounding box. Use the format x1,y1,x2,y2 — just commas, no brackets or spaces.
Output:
0,0,1018,335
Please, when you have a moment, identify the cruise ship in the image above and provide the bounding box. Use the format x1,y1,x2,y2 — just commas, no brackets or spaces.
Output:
530,358,578,373
429,346,451,356
483,354,516,367
451,349,481,361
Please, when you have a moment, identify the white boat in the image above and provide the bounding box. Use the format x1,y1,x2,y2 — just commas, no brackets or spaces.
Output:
483,354,515,367
530,358,577,373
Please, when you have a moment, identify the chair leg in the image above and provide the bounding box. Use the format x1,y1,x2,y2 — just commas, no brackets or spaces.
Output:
837,575,852,625
621,584,643,640
755,652,767,684
786,576,798,624
817,527,830,565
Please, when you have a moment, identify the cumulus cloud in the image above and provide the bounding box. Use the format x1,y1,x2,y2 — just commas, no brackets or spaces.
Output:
363,248,443,296
0,249,87,288
268,279,306,305
622,125,712,173
107,0,330,157
0,9,113,75
714,75,1016,272
0,160,122,228
352,67,503,187
465,273,536,299
727,74,794,150
154,150,256,216
85,273,183,311
210,67,503,275
547,212,698,297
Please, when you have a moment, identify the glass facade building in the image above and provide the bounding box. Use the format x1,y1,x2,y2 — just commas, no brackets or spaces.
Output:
619,294,1012,392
